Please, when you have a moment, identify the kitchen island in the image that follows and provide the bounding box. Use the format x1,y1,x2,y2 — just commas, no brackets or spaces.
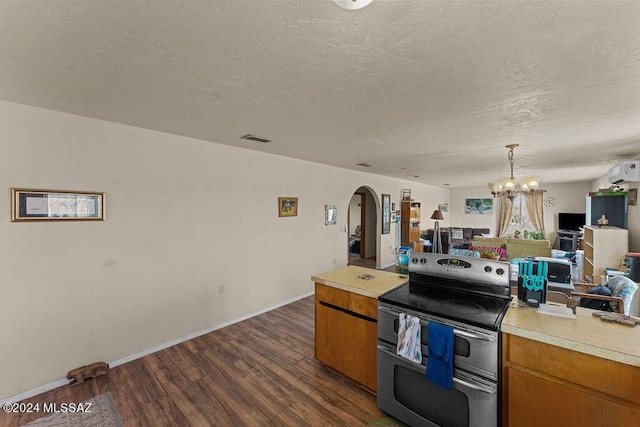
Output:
311,265,407,392
501,303,640,427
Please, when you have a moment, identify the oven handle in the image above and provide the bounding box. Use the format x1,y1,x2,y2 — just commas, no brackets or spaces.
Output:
378,305,496,342
377,344,497,395
452,328,497,342
452,377,496,395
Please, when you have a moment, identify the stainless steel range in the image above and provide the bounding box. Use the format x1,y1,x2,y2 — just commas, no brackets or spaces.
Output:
377,253,511,427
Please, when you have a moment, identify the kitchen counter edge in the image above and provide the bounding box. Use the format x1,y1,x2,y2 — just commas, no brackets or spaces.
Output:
311,265,407,299
501,303,640,368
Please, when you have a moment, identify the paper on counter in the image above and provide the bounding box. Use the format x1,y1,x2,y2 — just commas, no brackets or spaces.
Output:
536,303,577,319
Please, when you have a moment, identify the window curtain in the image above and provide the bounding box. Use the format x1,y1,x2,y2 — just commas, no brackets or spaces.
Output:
497,194,513,237
525,190,545,236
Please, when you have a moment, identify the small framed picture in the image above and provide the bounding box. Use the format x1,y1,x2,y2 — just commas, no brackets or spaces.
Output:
629,188,637,206
278,197,298,217
325,205,337,225
438,203,448,213
382,194,391,234
11,188,105,222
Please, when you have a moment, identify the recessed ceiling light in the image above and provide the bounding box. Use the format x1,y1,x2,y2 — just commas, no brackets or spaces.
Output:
356,162,373,167
240,134,271,143
333,0,373,10
414,175,420,178
444,183,450,186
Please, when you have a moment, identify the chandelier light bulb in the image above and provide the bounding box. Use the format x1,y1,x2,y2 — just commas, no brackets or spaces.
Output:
489,145,542,197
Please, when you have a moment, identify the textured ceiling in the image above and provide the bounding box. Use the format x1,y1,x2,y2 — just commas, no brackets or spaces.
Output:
1,0,639,188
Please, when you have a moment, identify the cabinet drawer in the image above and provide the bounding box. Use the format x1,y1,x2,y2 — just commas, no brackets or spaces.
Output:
316,283,349,308
315,283,378,319
504,334,640,404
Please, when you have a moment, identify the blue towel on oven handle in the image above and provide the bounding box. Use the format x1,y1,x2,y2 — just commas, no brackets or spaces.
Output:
426,321,454,391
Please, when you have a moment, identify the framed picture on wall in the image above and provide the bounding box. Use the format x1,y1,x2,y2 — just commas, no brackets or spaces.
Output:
382,194,391,234
278,197,298,217
465,198,493,215
11,188,105,221
325,205,337,225
629,188,637,206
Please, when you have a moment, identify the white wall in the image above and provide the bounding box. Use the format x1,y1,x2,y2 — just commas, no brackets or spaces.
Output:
449,188,496,232
0,100,446,400
405,189,451,234
449,182,593,243
541,182,593,247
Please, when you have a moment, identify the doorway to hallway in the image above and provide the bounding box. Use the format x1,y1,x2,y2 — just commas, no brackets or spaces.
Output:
348,187,378,268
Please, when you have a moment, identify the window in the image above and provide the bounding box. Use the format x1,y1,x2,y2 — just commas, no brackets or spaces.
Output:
505,194,536,237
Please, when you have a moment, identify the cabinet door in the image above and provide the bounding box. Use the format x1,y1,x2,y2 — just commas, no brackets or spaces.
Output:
502,333,640,426
315,285,378,392
504,367,639,427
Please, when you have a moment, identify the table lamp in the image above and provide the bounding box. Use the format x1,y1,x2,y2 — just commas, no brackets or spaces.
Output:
431,209,444,253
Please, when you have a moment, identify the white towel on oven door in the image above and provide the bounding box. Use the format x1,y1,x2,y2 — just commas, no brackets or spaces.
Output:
396,313,422,363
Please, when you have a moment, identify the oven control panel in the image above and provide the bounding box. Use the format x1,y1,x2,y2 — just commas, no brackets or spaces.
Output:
409,253,509,287
436,258,472,269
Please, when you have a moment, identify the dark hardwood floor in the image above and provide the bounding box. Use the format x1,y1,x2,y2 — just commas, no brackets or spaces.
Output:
348,255,396,273
0,296,384,426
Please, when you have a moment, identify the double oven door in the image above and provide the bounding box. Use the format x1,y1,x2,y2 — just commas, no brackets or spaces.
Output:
377,303,499,427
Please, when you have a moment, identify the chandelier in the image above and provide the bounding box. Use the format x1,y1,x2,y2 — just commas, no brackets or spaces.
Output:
488,144,540,199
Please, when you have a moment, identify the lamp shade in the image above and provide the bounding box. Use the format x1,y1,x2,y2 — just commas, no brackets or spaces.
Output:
430,209,444,220
502,178,516,190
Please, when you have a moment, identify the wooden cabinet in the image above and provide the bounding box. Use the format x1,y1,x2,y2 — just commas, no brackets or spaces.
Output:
401,201,421,252
502,333,640,427
582,225,628,283
315,283,378,392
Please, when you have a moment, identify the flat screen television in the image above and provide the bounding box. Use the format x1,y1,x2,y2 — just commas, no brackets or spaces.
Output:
558,213,586,232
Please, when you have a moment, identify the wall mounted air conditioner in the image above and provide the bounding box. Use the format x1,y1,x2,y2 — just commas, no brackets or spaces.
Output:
608,160,640,184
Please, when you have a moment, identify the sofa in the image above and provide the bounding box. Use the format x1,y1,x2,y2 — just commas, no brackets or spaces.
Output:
470,236,552,261
422,227,491,254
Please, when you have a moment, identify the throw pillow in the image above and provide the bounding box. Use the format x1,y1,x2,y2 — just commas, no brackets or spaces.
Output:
605,275,638,314
451,228,464,240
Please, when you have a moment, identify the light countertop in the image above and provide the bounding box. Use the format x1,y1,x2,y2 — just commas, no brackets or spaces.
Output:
502,301,640,367
311,265,408,299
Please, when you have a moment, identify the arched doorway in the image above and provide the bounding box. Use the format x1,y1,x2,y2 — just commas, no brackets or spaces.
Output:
347,186,378,268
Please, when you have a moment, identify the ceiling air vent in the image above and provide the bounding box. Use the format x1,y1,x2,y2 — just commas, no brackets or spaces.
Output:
241,134,271,143
356,163,373,167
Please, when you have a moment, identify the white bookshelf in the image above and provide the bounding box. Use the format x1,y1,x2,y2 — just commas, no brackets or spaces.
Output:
582,225,628,283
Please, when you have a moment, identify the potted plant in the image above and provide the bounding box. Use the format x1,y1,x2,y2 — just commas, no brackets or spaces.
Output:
526,230,545,240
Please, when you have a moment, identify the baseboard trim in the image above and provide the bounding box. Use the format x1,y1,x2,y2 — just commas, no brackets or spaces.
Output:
0,291,314,405
380,262,398,270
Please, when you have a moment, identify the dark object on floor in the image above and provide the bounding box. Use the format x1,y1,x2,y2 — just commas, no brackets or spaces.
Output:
67,361,109,385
